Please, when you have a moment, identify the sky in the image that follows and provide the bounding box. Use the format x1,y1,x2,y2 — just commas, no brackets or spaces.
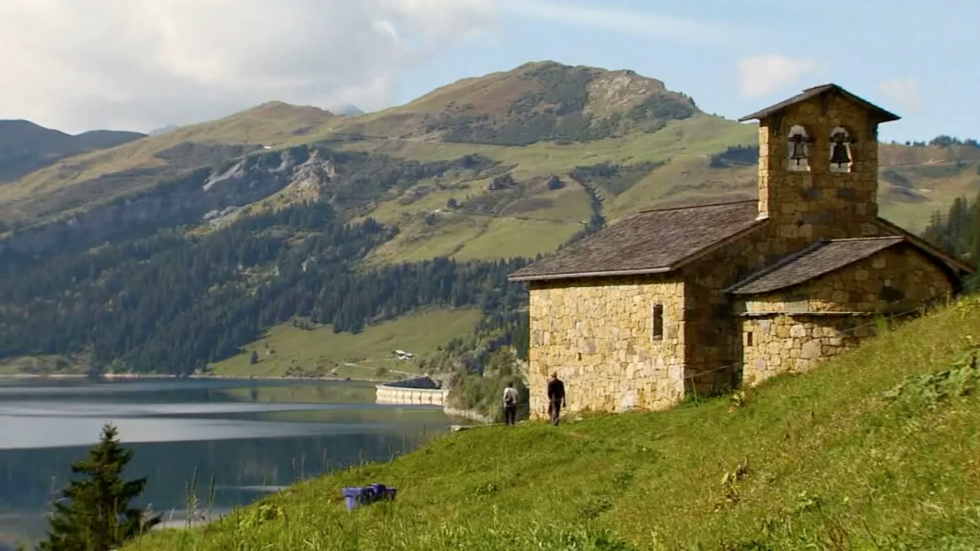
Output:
0,0,975,143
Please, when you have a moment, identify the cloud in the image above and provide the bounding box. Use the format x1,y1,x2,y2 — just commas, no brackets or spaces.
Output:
737,55,820,99
877,78,921,112
0,0,496,133
500,0,731,44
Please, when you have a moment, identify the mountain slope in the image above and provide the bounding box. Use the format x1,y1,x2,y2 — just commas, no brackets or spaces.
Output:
127,296,980,550
0,102,342,231
0,120,145,183
343,61,698,145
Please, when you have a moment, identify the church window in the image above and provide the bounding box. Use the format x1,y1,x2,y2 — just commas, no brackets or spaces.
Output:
652,304,664,340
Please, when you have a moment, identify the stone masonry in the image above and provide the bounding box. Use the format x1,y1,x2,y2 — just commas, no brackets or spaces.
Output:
736,245,954,386
739,315,871,387
756,92,882,244
527,276,685,419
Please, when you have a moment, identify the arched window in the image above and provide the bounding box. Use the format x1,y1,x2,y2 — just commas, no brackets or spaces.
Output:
829,126,853,173
787,125,811,172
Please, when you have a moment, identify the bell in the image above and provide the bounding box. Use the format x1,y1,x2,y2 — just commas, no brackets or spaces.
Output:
830,141,851,166
789,138,807,166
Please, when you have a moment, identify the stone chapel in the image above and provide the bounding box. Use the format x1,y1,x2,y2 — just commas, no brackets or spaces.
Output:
508,83,973,419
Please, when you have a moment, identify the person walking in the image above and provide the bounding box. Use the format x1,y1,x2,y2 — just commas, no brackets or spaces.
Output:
502,382,519,426
547,373,566,426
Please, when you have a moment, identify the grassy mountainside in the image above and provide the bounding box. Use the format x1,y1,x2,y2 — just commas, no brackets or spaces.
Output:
208,308,482,380
125,296,980,550
0,120,145,184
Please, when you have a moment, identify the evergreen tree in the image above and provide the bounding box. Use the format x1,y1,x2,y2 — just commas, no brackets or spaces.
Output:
38,424,160,551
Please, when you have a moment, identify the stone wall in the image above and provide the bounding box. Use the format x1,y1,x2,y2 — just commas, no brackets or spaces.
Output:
757,92,882,241
737,244,956,386
739,314,872,386
680,227,770,394
737,245,955,316
375,383,447,406
527,276,685,419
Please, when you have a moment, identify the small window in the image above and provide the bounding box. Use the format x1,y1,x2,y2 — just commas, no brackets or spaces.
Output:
746,332,754,347
652,304,664,340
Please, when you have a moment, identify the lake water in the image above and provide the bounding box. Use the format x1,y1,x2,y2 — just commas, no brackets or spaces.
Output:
0,378,457,548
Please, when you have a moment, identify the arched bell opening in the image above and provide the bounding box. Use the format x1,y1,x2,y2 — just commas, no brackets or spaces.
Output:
829,126,854,173
787,125,812,172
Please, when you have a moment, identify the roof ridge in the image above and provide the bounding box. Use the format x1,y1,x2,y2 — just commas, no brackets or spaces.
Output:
637,199,756,214
723,240,828,294
826,236,906,243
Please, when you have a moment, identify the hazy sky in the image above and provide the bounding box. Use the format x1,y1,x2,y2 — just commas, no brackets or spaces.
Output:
0,0,975,142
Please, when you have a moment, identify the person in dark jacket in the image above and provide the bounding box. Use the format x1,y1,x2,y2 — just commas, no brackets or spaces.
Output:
547,373,565,426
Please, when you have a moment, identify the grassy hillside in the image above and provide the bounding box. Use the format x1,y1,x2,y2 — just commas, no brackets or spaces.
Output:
0,119,144,184
125,295,980,550
207,308,482,380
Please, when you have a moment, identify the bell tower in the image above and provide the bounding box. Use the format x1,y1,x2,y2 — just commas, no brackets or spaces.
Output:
739,84,900,243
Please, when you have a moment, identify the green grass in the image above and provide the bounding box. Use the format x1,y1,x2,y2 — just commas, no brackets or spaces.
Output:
365,214,489,265
208,308,482,379
450,217,580,261
126,296,980,550
0,354,88,376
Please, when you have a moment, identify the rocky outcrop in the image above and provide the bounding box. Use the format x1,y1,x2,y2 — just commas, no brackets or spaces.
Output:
0,145,324,256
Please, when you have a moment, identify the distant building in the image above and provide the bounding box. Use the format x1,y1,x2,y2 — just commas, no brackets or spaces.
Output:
509,84,973,419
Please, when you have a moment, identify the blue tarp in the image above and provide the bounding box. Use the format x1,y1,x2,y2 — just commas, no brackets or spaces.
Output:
341,483,397,511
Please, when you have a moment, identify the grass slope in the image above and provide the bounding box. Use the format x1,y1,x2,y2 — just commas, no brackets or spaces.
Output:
127,296,980,550
208,308,482,380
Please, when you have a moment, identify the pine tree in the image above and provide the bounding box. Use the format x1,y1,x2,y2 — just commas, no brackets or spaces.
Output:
38,424,160,551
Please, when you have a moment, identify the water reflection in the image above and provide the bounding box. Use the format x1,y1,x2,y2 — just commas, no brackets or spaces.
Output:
0,378,456,546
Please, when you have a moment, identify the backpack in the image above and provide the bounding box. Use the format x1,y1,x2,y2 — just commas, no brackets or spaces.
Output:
504,390,515,406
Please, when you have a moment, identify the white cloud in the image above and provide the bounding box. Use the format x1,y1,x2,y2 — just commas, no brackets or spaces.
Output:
0,0,496,134
500,0,731,44
877,78,921,112
737,55,820,99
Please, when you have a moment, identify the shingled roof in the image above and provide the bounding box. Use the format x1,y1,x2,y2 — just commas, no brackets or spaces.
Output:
738,83,900,124
508,200,763,282
726,236,908,295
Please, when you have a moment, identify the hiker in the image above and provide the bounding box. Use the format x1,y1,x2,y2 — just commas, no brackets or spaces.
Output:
502,381,519,426
547,373,566,426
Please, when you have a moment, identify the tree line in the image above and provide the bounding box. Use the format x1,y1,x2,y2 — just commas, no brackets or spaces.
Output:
0,199,528,376
921,191,980,289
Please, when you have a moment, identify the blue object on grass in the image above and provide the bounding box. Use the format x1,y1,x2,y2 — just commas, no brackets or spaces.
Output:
342,483,397,510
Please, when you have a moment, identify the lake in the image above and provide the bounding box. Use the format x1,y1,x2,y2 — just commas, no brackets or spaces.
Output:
0,378,458,548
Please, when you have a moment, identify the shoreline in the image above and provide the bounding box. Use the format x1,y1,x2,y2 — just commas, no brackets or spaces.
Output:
0,372,495,425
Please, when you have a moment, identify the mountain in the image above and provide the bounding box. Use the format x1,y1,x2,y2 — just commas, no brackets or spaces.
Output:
344,61,699,145
330,104,365,116
0,61,978,392
149,124,181,136
0,120,145,184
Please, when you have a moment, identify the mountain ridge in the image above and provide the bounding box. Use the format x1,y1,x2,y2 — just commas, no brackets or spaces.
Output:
0,119,146,184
